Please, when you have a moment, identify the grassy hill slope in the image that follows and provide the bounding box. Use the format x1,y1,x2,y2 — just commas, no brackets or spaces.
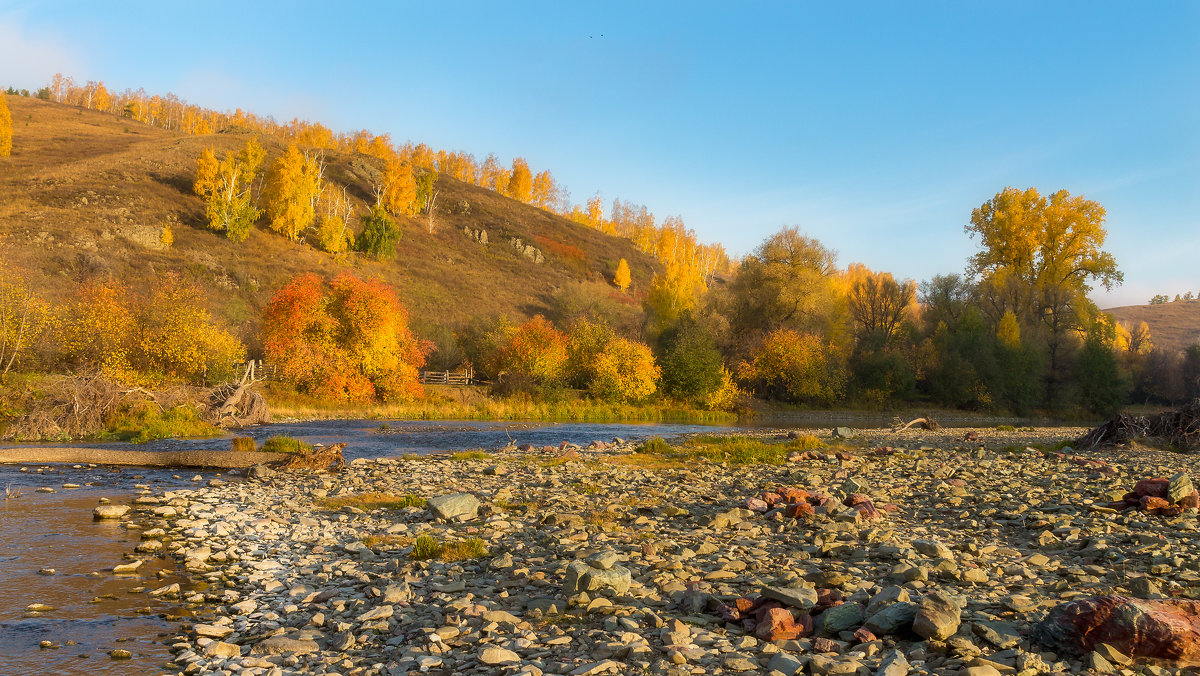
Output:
1107,300,1200,354
0,96,660,353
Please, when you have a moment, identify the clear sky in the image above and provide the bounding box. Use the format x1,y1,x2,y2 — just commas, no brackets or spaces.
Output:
2,1,1197,307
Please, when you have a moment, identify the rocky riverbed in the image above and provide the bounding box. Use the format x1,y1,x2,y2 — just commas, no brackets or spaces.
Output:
104,426,1200,675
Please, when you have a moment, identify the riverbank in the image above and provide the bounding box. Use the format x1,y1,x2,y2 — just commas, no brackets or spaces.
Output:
98,425,1200,675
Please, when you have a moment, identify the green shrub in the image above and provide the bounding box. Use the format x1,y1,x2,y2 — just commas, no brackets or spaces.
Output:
410,534,442,560
101,404,220,443
231,436,256,452
356,205,401,259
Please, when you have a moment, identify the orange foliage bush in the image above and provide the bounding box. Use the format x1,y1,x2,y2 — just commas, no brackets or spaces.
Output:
261,273,428,402
494,315,567,384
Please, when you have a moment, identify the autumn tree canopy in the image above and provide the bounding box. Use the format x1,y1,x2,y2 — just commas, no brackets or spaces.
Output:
263,143,324,241
193,138,265,241
261,273,427,402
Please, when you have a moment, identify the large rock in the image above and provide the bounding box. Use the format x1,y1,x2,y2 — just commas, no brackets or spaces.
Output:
863,601,917,636
762,585,818,610
912,591,961,640
757,606,805,641
93,504,130,520
251,636,320,655
1032,595,1200,661
1168,473,1194,504
563,560,632,595
427,493,479,521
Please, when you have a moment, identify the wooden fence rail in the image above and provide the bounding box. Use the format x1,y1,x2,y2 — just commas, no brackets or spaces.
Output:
420,370,474,385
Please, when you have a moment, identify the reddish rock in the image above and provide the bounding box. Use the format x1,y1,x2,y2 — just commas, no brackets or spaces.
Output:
762,491,782,507
815,588,844,611
852,627,877,643
812,637,841,653
1032,595,1200,661
1134,478,1170,499
746,497,769,513
844,494,883,520
1179,491,1200,509
963,431,979,442
778,487,810,503
1161,505,1186,517
947,479,968,488
835,452,855,461
1142,496,1171,511
784,502,814,518
756,607,804,641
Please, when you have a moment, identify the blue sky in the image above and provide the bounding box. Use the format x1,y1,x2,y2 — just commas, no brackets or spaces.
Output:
2,1,1197,307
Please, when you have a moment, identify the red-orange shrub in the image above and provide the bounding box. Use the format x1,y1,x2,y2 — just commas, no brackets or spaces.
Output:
261,273,428,402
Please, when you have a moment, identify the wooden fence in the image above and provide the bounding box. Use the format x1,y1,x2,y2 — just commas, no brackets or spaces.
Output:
420,369,474,385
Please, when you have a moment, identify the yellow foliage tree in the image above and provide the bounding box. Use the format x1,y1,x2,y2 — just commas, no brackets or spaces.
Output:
137,276,245,382
507,157,533,203
739,328,846,405
996,310,1021,349
589,337,660,403
531,170,557,210
613,258,631,291
60,279,135,378
0,265,50,375
0,92,11,157
193,138,265,242
377,155,418,217
263,143,323,241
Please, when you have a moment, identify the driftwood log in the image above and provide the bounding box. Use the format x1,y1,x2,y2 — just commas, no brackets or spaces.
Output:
1075,400,1200,453
204,363,270,428
894,416,941,431
0,447,284,468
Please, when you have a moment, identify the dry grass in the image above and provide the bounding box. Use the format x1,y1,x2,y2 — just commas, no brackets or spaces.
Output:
0,95,661,352
1107,300,1200,355
361,533,413,548
409,534,488,561
629,434,828,466
320,492,426,511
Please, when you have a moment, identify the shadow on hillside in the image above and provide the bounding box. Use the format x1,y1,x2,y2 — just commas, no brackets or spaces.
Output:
151,171,194,196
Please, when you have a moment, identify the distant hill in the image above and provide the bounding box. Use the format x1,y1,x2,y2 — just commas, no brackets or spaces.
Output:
0,96,660,352
1107,300,1200,354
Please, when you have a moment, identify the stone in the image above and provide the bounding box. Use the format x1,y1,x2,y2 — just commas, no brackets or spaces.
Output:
912,539,953,559
194,623,234,639
427,493,480,521
833,427,856,439
203,641,242,658
864,601,917,636
112,560,143,574
819,602,864,636
479,646,520,665
1032,595,1200,661
866,586,910,617
973,620,1022,649
762,585,818,610
875,649,909,676
913,591,961,641
1130,577,1161,598
756,606,805,641
588,550,619,570
93,504,130,520
563,560,632,595
382,582,410,604
767,651,804,676
809,654,862,675
109,649,132,659
1168,472,1194,504
250,636,320,655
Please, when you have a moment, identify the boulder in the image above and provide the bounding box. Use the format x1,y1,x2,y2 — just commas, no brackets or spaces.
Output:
1032,595,1200,661
93,504,130,520
426,493,479,521
563,560,632,595
913,591,961,640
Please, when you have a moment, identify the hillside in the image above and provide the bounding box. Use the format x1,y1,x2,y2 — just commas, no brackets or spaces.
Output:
0,96,660,353
1107,300,1200,354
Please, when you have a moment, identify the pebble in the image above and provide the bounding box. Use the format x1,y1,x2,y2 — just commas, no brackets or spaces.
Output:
105,426,1200,676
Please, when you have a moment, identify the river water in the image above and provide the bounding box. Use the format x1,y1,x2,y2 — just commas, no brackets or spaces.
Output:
0,419,748,676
